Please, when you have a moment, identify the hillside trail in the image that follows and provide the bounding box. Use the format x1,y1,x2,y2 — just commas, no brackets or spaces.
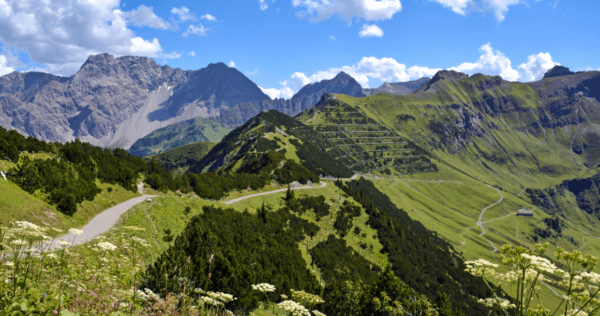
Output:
48,195,156,250
224,182,328,205
477,184,504,252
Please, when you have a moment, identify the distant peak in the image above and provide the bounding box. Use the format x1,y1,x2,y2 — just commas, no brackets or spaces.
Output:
431,70,468,83
543,65,574,78
82,53,116,66
333,71,352,80
207,62,229,69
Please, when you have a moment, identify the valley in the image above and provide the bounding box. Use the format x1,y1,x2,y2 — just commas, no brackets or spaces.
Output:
2,65,600,315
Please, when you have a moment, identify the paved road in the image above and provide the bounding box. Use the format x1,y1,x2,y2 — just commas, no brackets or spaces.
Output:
224,182,327,205
477,185,504,252
49,195,156,250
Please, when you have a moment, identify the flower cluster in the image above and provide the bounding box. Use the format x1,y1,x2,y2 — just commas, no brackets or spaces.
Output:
478,297,516,309
312,310,326,316
252,283,276,293
68,228,83,236
278,300,311,316
290,289,324,307
464,259,498,277
97,242,117,251
205,291,237,303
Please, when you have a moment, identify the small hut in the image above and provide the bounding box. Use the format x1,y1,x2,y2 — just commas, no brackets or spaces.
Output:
517,208,534,217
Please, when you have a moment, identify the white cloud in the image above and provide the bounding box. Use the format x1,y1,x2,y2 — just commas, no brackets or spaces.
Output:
259,0,269,11
246,69,259,75
359,24,383,37
260,85,294,99
330,35,336,41
449,43,557,81
450,43,519,80
125,5,171,29
260,43,557,96
228,61,235,67
0,0,177,77
517,52,557,81
292,0,402,23
0,54,16,76
200,14,217,22
483,0,520,22
431,0,534,22
182,24,211,37
189,51,195,56
430,0,472,15
171,6,196,22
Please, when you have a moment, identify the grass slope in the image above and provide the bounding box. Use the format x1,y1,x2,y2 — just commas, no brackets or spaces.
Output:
128,117,231,157
145,142,215,175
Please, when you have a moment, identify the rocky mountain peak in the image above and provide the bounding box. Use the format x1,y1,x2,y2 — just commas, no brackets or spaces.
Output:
431,70,469,83
207,62,230,69
543,65,575,78
416,70,468,94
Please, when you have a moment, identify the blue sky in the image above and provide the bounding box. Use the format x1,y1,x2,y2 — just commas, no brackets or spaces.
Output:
0,0,598,99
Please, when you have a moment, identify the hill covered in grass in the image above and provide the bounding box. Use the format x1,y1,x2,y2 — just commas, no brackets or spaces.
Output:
189,110,354,178
145,142,215,175
129,117,231,157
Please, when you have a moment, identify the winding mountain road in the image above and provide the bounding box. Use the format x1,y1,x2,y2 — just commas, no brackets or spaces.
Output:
49,195,155,249
477,185,504,252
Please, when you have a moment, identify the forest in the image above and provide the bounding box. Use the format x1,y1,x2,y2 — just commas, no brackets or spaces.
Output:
144,186,470,315
336,178,501,314
0,125,320,214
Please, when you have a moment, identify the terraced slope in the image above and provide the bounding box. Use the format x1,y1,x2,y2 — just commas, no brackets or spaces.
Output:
294,94,437,176
189,110,354,178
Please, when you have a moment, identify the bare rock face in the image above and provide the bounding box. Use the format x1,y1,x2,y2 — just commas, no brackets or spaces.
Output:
216,71,368,127
0,53,372,148
0,54,269,149
543,65,575,78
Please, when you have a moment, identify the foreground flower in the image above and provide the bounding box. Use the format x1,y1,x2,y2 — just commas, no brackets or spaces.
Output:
16,221,40,231
312,310,326,316
252,283,276,292
68,228,83,236
206,291,237,303
97,242,117,251
277,300,310,316
200,296,222,306
478,297,516,309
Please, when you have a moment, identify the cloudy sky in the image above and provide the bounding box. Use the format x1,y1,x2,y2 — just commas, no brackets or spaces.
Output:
0,0,598,99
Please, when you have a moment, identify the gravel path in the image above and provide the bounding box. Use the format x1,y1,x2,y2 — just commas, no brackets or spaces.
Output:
224,182,327,205
49,195,156,250
476,185,504,252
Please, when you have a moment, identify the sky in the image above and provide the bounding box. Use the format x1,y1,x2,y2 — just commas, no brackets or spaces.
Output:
0,0,598,100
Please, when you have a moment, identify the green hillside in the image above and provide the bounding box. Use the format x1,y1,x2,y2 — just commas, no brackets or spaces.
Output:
145,141,216,175
294,95,437,176
189,110,354,178
128,117,232,157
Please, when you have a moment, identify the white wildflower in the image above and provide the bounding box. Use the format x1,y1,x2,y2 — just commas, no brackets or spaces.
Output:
313,310,326,316
200,296,222,306
252,283,276,292
277,300,311,316
206,291,237,303
16,221,39,231
97,242,117,251
68,228,83,236
10,239,27,246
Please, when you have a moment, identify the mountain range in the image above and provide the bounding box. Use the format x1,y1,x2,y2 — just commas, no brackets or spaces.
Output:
1,53,416,150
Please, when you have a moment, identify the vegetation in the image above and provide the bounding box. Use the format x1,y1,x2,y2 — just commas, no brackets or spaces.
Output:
336,177,498,314
190,110,353,178
145,142,216,175
466,243,600,316
129,117,231,157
